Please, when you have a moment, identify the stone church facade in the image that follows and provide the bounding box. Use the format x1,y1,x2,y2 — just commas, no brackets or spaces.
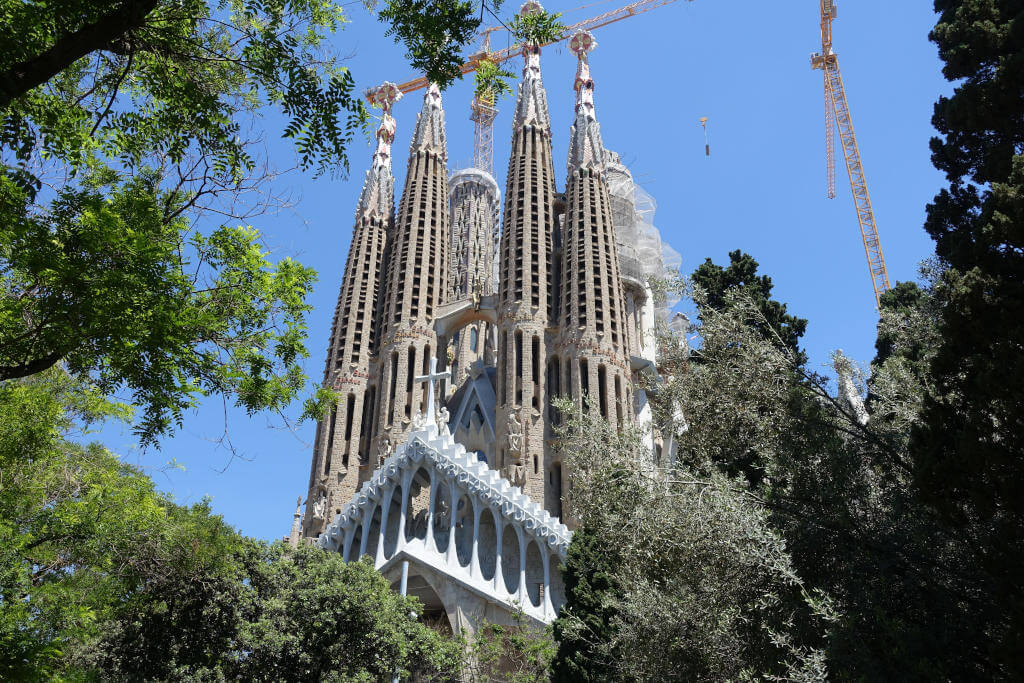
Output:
292,10,677,634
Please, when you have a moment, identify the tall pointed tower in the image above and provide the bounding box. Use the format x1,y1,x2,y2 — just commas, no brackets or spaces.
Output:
304,83,402,537
495,2,560,510
448,168,500,386
556,31,632,429
373,84,451,448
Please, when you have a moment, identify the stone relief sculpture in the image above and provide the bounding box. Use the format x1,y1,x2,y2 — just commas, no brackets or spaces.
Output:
379,437,392,466
506,412,527,487
507,412,523,454
412,410,426,430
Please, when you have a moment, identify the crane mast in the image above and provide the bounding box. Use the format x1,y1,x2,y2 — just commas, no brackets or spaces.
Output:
812,0,890,308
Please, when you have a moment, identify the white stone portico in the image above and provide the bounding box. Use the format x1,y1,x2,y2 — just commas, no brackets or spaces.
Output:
317,408,571,629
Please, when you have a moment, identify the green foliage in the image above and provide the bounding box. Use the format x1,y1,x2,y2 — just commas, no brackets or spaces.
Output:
665,270,1023,678
912,2,1024,674
474,58,516,103
508,8,566,47
550,526,621,683
1,172,326,445
463,616,554,682
0,0,388,443
691,250,808,364
0,371,464,679
379,0,482,89
550,397,832,681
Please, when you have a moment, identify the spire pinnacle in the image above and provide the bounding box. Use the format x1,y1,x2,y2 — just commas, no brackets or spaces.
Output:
356,82,402,221
512,2,551,131
566,31,605,173
410,83,447,158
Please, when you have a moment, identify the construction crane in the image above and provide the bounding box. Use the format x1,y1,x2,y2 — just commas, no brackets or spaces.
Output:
811,0,890,308
385,0,691,174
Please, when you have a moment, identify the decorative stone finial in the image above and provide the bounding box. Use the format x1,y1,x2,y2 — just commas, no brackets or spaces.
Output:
566,31,604,173
568,29,597,57
519,0,543,17
365,81,402,113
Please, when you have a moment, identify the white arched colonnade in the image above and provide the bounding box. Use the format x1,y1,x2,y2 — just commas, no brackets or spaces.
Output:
318,419,571,625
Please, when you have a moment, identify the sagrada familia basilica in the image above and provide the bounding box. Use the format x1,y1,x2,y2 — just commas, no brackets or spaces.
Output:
287,5,680,635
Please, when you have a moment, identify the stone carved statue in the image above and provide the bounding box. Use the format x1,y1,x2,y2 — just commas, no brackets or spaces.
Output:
437,405,450,431
507,413,523,455
505,412,527,487
312,492,327,522
412,410,426,430
379,437,392,465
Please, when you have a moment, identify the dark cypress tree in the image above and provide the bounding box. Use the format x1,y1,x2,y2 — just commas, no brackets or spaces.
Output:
912,0,1024,675
550,526,622,683
692,250,808,365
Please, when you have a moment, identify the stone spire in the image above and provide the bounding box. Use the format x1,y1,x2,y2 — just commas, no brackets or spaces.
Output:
566,30,605,174
512,6,552,133
410,83,447,157
356,82,402,221
557,31,633,448
495,0,560,515
373,84,451,449
303,83,401,538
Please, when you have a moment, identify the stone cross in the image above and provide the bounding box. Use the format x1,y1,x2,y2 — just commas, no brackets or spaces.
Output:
415,355,450,426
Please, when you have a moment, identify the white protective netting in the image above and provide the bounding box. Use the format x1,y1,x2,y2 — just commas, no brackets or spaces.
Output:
604,151,682,320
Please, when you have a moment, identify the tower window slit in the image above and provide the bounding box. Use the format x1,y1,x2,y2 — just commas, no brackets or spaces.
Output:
342,393,355,466
325,405,338,473
580,359,589,399
405,346,415,418
388,352,399,426
598,365,608,419
515,331,523,406
531,336,540,410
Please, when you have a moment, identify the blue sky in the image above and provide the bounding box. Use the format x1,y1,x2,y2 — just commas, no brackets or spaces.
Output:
99,0,948,541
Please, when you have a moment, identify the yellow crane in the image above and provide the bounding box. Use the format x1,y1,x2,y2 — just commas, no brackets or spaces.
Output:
387,0,691,175
811,0,890,308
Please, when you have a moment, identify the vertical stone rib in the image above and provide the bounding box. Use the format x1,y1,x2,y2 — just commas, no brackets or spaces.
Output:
304,83,402,538
374,84,450,448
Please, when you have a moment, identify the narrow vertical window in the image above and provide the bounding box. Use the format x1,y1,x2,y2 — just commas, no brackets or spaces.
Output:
325,405,338,474
342,394,356,466
405,346,415,419
515,331,523,406
580,359,589,400
388,352,399,425
531,335,540,410
598,365,608,419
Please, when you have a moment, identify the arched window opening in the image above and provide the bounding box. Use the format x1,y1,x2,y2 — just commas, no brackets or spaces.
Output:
598,365,608,419
470,326,479,352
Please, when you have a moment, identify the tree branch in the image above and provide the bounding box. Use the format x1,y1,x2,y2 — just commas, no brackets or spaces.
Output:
0,0,160,109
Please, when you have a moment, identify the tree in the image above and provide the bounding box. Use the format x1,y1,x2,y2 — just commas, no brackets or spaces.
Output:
912,1,1024,673
691,250,808,364
550,397,832,681
0,370,463,679
550,526,621,683
0,0,485,446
